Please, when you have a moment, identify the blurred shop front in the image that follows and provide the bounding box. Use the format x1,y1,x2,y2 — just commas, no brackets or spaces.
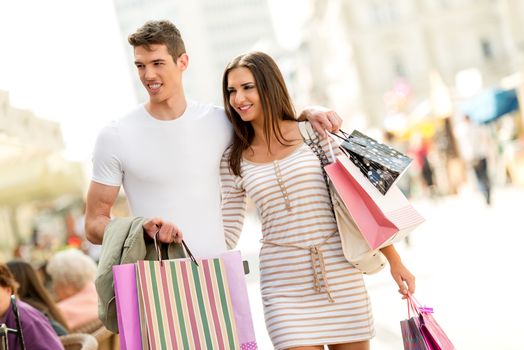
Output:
458,73,524,187
0,91,86,262
382,72,465,198
383,70,524,199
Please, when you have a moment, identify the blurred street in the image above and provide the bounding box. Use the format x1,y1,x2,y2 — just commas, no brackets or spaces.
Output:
237,185,524,350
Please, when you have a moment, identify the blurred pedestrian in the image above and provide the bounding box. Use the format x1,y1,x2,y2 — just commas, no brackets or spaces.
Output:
384,131,413,198
0,262,64,350
454,115,492,205
85,20,340,257
408,133,437,198
384,131,414,246
46,249,98,330
220,51,415,350
7,260,69,336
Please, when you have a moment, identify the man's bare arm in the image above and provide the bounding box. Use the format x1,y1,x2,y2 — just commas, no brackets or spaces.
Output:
85,181,120,244
85,181,184,245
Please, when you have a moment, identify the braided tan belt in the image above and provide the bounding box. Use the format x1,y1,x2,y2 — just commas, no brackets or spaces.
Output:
262,231,337,303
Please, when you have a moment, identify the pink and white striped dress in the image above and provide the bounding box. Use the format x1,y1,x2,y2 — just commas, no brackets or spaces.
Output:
220,129,375,350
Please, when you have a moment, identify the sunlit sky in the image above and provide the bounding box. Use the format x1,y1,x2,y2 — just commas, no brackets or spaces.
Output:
0,0,310,161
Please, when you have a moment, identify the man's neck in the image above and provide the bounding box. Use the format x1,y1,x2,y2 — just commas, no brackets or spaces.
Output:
146,92,187,121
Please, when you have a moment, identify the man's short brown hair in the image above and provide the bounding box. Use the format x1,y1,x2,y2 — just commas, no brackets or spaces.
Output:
128,20,186,63
0,263,19,293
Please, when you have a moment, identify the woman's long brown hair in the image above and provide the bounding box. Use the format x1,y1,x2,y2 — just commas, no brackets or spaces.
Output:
222,51,297,176
7,260,70,331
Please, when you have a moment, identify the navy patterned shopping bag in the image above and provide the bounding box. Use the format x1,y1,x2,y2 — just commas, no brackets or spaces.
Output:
335,129,412,195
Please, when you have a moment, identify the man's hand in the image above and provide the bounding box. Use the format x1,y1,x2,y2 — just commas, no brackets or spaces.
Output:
143,218,183,244
299,106,342,138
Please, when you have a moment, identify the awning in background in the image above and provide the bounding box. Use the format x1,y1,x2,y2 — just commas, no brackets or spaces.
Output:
0,153,85,206
460,88,519,124
395,99,441,140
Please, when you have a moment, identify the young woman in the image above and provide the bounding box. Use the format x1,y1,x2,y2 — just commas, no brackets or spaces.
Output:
220,51,415,350
7,260,69,335
0,262,64,350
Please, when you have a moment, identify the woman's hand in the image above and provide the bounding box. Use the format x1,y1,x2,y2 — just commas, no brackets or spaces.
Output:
298,106,342,138
380,245,415,298
389,259,415,299
143,217,183,244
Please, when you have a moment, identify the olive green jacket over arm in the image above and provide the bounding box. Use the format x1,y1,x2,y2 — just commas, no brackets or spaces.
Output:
95,217,185,333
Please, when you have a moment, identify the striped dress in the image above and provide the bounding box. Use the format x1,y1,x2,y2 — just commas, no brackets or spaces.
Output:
220,129,375,349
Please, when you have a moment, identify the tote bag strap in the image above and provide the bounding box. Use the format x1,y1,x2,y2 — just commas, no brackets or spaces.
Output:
298,122,336,212
298,122,336,163
298,122,335,188
153,232,198,267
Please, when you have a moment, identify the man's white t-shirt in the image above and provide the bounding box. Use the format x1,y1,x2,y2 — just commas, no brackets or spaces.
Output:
92,100,233,256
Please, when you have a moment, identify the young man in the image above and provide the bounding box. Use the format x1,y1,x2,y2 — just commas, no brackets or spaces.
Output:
85,20,341,256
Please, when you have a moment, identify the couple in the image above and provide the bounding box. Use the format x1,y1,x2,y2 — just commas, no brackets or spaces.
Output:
86,20,415,350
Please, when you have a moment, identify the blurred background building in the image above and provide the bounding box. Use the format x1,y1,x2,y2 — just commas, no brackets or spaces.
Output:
300,0,524,126
0,91,85,261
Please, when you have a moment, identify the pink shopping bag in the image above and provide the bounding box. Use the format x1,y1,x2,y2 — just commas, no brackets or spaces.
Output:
219,250,257,349
325,157,424,250
113,263,145,350
418,308,455,349
403,294,456,350
401,316,429,350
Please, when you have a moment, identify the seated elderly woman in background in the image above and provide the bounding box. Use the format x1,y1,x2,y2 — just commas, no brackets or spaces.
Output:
7,260,69,336
0,262,64,350
46,249,99,330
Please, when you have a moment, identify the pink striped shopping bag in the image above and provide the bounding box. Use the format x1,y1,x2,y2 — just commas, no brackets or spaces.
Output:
136,257,240,350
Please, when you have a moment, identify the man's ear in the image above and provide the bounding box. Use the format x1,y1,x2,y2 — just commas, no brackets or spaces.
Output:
177,53,189,71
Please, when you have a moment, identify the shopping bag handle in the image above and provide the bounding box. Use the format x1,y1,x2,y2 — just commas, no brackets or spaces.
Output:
328,129,350,141
408,293,433,312
153,232,199,267
181,240,199,266
327,131,352,158
330,129,370,144
329,130,379,155
300,122,336,164
406,293,433,318
326,134,336,163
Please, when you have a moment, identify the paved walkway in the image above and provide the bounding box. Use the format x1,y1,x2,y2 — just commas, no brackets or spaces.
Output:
236,185,524,349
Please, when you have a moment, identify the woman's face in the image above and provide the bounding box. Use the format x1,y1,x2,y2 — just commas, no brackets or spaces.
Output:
227,67,263,123
0,286,12,318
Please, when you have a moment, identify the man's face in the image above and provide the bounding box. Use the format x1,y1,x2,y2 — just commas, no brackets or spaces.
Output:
134,44,187,104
